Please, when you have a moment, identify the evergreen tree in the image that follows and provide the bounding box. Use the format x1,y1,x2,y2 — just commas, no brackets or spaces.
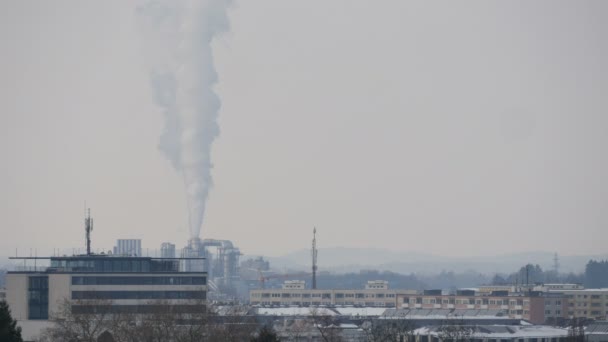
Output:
0,300,23,342
251,325,281,342
585,260,608,288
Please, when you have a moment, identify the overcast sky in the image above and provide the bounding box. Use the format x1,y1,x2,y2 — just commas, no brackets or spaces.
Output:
1,0,607,258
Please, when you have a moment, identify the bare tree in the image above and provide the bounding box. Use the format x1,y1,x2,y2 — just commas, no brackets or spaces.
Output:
38,298,252,342
437,316,473,342
362,318,414,342
309,307,344,342
205,305,258,342
38,299,115,342
285,318,312,342
566,317,585,342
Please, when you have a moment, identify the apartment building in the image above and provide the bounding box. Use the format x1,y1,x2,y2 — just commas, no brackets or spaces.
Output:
250,280,417,307
558,289,608,320
395,290,551,324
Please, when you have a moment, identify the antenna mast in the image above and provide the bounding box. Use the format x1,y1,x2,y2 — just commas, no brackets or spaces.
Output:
312,227,318,290
85,208,93,255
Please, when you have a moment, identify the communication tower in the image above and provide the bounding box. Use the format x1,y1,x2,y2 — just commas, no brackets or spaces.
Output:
312,227,318,289
85,208,93,255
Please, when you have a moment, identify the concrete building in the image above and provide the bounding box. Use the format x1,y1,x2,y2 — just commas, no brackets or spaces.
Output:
395,291,552,324
6,254,206,341
558,288,608,320
250,281,417,307
112,239,142,257
0,288,6,301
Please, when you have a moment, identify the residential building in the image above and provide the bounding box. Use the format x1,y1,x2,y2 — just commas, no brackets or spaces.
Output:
395,291,557,324
558,289,608,320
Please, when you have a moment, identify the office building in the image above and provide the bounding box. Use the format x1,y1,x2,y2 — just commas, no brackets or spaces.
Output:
6,254,206,340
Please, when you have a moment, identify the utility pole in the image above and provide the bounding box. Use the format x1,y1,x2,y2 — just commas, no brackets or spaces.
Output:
312,227,318,290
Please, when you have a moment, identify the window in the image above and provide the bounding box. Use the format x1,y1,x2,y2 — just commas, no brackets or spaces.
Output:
28,276,49,320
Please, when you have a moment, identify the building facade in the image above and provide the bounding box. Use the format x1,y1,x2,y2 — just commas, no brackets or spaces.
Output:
395,291,552,324
6,255,206,340
250,281,417,307
558,289,608,320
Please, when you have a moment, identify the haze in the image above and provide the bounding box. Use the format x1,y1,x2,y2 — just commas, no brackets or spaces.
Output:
1,0,607,258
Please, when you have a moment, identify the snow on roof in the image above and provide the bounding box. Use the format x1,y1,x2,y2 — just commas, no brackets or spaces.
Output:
255,307,337,316
381,308,510,319
334,307,387,317
414,325,568,338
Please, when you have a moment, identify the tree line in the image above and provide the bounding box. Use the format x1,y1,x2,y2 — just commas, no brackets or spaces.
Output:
491,259,608,288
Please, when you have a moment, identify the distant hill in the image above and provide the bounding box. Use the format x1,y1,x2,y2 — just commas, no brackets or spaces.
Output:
246,248,608,275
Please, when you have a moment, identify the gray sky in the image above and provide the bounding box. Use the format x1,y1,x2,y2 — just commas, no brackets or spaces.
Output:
1,0,607,258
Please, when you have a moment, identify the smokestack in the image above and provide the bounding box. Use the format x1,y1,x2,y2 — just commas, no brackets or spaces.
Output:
137,0,232,239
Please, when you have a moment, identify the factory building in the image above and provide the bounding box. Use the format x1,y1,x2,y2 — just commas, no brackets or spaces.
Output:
5,254,207,341
112,239,142,257
181,238,241,288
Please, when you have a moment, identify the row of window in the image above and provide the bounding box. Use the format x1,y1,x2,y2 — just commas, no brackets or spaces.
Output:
71,276,206,286
255,292,395,299
71,304,205,315
51,258,179,273
72,291,206,300
401,297,529,306
253,301,396,307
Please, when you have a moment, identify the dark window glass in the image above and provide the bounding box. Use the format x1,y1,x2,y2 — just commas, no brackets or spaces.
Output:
28,276,49,320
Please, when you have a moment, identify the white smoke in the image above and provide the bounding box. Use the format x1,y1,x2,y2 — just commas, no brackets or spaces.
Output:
137,0,231,238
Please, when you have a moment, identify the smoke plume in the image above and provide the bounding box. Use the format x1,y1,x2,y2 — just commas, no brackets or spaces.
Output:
137,0,231,238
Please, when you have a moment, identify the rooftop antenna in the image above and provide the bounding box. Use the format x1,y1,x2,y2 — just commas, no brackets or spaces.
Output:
312,227,318,290
85,207,94,256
